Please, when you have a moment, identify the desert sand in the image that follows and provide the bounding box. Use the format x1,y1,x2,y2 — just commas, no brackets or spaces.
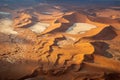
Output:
0,2,120,80
66,23,97,34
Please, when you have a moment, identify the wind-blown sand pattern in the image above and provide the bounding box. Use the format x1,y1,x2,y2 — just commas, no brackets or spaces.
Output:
0,1,120,80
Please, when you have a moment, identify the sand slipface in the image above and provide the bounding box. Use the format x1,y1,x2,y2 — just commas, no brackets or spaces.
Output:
66,23,97,34
28,22,50,33
0,19,18,35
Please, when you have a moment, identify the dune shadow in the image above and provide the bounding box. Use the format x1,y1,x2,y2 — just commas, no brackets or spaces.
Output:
105,73,120,80
92,26,117,40
91,41,113,58
50,23,73,33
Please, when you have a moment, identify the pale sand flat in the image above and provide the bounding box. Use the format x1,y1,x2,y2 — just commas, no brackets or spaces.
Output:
28,22,50,33
66,23,97,34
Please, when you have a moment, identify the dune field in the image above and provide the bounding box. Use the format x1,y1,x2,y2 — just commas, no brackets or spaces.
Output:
0,1,120,80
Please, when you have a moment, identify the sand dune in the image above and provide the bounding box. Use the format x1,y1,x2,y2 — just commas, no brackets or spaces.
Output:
0,4,120,80
92,26,117,40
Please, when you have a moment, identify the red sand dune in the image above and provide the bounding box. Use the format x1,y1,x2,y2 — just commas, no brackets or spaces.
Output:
0,6,120,80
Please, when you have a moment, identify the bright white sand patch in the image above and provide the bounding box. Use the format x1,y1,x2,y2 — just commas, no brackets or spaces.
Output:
29,22,50,33
0,19,18,35
66,23,97,34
